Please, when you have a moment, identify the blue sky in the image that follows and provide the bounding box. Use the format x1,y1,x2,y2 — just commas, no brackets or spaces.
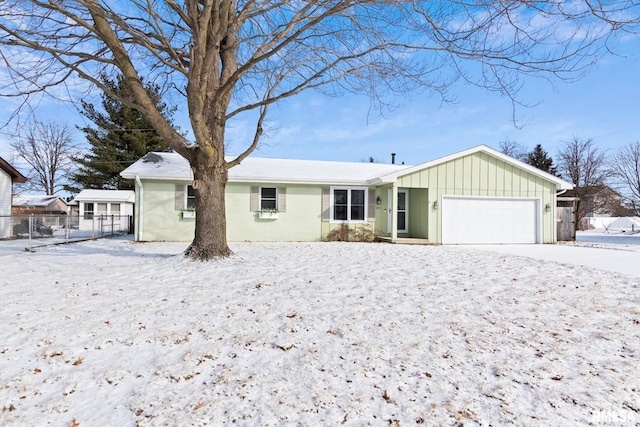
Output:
1,37,639,172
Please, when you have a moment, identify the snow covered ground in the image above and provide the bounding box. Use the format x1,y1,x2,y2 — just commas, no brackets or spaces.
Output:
1,237,639,426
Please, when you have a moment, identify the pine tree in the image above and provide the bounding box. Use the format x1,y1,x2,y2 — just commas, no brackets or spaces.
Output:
526,144,558,176
65,74,173,193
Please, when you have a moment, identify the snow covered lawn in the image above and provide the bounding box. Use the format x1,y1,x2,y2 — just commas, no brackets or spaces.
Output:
1,238,638,426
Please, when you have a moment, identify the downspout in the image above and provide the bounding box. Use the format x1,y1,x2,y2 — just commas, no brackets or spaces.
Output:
135,175,143,241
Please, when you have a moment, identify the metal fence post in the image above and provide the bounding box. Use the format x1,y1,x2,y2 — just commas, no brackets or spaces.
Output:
28,215,33,252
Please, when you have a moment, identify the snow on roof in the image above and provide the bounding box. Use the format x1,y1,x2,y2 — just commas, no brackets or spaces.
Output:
74,189,135,203
12,194,66,207
121,146,574,189
121,152,412,185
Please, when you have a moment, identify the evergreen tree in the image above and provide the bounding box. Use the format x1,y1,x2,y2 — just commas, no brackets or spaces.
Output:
65,74,173,193
526,144,558,175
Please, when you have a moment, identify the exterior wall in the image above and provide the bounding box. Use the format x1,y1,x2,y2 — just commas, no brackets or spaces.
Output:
137,180,194,241
408,188,429,239
373,186,390,235
227,183,323,242
136,180,325,242
396,151,558,243
78,200,134,231
0,169,11,238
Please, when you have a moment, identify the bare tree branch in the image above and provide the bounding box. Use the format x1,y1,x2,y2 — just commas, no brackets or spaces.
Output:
610,142,640,214
10,120,79,195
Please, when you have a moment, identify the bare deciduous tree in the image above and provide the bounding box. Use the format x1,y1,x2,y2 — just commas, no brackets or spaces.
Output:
1,1,639,259
610,142,640,215
498,140,527,162
10,120,78,195
557,137,611,228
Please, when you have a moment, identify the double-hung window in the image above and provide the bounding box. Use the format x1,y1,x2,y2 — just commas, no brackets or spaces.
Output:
260,187,277,210
84,202,94,219
186,185,196,209
250,187,286,213
332,187,366,222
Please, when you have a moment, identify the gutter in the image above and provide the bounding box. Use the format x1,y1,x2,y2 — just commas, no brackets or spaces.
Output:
135,175,143,241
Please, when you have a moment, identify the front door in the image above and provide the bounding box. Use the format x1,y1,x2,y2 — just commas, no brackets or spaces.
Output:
387,188,409,234
397,189,408,233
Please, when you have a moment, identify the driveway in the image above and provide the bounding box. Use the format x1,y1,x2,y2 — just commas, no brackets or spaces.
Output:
470,240,640,277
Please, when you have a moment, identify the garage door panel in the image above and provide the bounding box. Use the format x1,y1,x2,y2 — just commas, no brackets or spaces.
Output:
442,196,539,244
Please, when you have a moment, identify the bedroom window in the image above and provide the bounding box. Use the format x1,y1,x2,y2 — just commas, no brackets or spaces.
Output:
186,185,196,209
332,188,366,222
260,187,277,210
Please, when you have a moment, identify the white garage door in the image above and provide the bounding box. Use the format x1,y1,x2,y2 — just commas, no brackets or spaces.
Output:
442,196,540,244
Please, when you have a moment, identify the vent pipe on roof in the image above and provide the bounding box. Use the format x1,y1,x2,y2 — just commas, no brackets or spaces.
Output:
391,153,396,164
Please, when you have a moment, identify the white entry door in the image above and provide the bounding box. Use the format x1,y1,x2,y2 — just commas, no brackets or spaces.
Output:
441,196,540,244
387,188,408,233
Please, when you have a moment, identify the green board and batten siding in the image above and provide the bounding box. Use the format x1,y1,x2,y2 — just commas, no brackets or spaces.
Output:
395,151,558,243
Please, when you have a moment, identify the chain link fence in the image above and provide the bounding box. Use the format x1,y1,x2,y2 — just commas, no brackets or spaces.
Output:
0,214,133,251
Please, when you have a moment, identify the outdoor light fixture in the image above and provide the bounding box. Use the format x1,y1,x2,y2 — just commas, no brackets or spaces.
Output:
433,200,439,209
376,196,382,205
545,203,551,212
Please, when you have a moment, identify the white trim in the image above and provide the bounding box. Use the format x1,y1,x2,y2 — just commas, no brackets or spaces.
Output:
387,188,392,233
329,186,369,223
259,186,278,211
387,188,409,233
397,189,408,233
135,175,144,241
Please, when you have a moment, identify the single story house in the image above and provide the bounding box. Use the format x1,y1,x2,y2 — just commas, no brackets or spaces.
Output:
12,194,68,215
73,189,135,231
120,145,573,244
0,157,27,238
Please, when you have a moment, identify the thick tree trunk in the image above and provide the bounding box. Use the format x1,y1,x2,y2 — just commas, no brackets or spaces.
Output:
184,156,232,260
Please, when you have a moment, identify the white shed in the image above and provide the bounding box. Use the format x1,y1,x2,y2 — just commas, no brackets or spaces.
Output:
73,189,135,232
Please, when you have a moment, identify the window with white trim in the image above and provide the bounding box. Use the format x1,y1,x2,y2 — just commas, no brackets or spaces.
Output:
260,187,277,210
186,185,196,209
84,202,94,219
97,202,108,215
331,187,367,222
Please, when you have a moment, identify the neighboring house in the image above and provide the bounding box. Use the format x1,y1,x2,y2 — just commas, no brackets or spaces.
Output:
12,194,69,215
0,157,27,238
562,185,630,230
120,145,573,244
73,189,135,231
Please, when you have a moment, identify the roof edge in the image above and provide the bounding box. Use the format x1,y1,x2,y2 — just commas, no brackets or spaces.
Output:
378,145,574,190
0,157,27,183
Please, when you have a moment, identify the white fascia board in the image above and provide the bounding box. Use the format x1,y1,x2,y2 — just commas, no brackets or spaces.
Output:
229,177,372,186
120,172,194,182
